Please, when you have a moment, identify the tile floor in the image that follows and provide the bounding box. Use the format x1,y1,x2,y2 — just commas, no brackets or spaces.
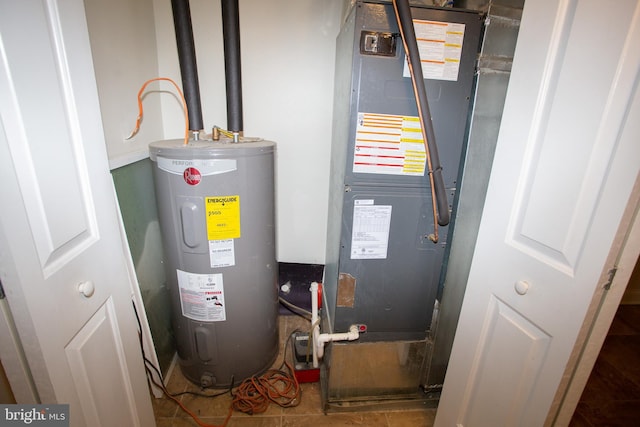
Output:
570,304,640,426
153,314,436,427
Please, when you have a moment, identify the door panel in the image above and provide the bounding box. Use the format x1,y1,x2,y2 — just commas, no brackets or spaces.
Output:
65,298,140,427
460,296,551,425
510,0,638,274
1,0,96,276
0,1,155,426
436,0,640,425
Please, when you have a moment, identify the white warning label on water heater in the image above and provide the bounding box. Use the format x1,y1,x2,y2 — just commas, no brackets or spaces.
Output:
350,200,392,260
209,239,235,268
176,269,226,322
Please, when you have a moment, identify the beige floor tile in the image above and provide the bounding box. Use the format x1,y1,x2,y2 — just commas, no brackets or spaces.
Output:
171,414,280,427
154,417,174,427
166,365,192,393
284,382,323,416
385,409,436,427
151,394,180,418
167,416,219,427
225,416,282,427
177,393,233,418
282,412,388,427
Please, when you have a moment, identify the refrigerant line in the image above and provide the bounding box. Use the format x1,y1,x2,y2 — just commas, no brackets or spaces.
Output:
392,0,451,243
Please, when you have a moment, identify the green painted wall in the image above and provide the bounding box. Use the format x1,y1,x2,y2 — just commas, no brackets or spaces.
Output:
111,158,174,374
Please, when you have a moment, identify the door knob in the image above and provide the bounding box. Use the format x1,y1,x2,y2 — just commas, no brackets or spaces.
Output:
78,280,95,298
515,280,529,295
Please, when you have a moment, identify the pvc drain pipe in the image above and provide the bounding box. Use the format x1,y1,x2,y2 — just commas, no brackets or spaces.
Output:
310,282,360,368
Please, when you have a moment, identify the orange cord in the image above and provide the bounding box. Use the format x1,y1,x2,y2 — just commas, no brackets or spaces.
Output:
152,361,300,426
127,77,190,145
164,391,233,427
232,361,301,415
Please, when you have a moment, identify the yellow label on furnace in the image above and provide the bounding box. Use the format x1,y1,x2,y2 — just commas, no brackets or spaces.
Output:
205,195,240,240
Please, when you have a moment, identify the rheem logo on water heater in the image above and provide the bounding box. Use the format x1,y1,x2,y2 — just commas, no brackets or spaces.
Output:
183,167,201,185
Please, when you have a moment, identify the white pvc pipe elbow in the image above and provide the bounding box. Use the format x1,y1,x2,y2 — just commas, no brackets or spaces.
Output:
310,281,360,366
310,282,320,368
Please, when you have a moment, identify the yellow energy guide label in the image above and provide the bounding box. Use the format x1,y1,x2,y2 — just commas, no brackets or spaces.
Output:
206,195,241,240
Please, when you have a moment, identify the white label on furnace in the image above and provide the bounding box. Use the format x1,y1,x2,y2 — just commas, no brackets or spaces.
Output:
351,200,392,260
209,239,235,268
402,19,465,81
176,269,226,322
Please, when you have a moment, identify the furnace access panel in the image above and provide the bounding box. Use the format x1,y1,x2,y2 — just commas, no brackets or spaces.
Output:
324,1,482,342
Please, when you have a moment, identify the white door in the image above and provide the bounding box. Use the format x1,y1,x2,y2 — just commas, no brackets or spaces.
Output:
0,1,155,426
436,0,640,426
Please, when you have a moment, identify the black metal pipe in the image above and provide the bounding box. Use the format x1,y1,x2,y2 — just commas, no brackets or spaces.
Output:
393,0,450,226
171,0,204,131
221,0,243,133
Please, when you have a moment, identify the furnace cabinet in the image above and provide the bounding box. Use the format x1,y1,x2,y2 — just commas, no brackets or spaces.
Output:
323,0,482,405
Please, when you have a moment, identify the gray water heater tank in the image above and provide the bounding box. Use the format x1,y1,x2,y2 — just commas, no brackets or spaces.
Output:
149,138,278,388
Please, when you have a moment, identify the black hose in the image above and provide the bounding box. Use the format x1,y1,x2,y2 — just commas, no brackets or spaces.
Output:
171,0,204,132
221,0,244,133
393,0,450,226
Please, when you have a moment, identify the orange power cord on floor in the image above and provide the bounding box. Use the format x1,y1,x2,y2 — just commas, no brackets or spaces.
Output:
232,361,301,415
134,301,301,427
148,358,300,427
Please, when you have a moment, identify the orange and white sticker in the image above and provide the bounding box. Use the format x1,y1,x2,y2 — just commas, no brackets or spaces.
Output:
402,19,465,81
353,112,426,176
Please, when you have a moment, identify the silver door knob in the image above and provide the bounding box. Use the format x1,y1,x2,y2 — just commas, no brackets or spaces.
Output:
515,280,529,295
78,280,95,298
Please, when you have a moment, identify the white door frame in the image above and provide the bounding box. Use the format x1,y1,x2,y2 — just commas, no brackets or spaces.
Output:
0,295,38,403
114,191,164,398
549,176,640,425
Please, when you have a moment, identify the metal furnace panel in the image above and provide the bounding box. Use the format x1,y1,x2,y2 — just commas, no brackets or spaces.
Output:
343,2,483,189
326,340,430,402
334,185,449,341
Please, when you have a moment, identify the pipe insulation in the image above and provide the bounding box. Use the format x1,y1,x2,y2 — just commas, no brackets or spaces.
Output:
393,0,450,226
221,0,243,133
171,0,204,132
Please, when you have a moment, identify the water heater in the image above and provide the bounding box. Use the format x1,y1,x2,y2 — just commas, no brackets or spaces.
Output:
150,138,278,388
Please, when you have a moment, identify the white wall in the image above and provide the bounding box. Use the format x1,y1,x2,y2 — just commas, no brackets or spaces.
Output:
88,0,345,264
152,0,344,264
84,0,165,169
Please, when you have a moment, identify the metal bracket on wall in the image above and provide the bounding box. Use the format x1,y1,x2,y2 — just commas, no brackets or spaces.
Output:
603,267,618,291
